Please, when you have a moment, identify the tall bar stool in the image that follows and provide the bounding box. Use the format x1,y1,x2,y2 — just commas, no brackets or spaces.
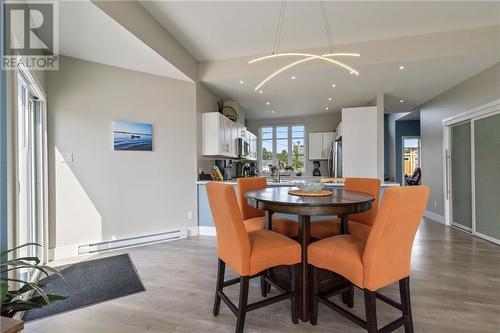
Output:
236,177,298,238
308,186,430,333
310,178,381,240
206,182,301,333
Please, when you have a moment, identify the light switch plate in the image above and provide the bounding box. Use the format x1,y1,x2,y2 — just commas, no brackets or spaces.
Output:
61,153,73,163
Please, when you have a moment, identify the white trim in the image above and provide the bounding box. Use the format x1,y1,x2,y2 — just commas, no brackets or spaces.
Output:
424,210,445,224
474,232,500,246
49,244,79,261
187,226,199,237
199,226,217,236
451,223,472,232
49,229,188,261
442,99,500,126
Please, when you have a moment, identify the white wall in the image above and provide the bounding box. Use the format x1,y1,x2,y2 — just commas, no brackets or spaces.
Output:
247,113,341,175
420,62,500,218
342,106,382,178
47,56,197,258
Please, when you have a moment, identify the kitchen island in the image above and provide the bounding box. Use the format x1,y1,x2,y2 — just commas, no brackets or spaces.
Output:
197,178,399,231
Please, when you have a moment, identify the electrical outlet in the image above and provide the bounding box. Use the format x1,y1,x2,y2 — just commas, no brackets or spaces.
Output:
188,211,193,220
61,153,73,163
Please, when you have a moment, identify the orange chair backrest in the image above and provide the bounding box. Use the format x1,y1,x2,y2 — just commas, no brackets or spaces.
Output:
345,178,381,226
236,177,267,220
362,186,430,291
206,182,251,276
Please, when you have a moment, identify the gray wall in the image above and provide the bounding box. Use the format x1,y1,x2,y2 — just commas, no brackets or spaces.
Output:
420,62,500,217
196,82,220,174
247,113,341,176
47,56,197,255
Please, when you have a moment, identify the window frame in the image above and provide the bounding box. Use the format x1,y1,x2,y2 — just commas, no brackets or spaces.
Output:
259,124,306,173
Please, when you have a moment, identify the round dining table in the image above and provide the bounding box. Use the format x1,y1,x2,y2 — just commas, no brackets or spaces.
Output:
245,186,375,322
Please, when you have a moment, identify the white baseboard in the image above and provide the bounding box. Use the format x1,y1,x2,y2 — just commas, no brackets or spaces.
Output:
49,244,79,261
424,210,445,224
187,226,199,237
50,228,188,261
199,226,216,236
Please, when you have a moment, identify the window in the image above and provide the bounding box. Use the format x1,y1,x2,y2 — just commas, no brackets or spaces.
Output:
260,125,305,173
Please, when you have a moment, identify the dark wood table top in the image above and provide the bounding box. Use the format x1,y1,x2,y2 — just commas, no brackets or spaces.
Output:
245,186,375,216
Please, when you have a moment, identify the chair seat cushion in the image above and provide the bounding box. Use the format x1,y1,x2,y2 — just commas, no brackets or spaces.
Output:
243,217,265,232
310,218,372,240
243,216,298,238
248,230,301,276
308,235,366,288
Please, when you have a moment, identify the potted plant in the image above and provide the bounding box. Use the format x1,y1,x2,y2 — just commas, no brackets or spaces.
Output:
1,243,66,318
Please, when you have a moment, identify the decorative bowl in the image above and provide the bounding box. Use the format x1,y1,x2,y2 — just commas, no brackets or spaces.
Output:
295,181,326,192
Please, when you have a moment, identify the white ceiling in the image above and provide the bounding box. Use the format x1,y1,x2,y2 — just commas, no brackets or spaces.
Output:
139,1,500,119
141,1,500,61
58,1,190,81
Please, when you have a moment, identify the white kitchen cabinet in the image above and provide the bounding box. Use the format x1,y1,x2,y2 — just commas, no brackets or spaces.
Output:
309,132,335,160
247,132,258,161
202,112,238,158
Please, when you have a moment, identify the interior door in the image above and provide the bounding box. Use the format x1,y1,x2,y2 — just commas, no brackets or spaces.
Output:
450,121,472,231
473,113,500,242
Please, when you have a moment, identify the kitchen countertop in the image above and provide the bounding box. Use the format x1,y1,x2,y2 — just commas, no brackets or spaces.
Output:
196,178,400,187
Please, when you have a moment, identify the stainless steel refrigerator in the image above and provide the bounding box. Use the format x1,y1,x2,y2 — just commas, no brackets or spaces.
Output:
327,138,342,178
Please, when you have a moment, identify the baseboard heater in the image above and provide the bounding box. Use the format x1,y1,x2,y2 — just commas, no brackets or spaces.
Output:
78,229,187,255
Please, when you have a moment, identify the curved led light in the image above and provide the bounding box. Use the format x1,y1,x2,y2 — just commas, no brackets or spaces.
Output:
250,52,360,90
254,56,316,91
249,52,360,64
251,53,360,91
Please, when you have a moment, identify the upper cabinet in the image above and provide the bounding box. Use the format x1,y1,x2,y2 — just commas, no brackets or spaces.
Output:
309,132,335,160
202,112,239,158
202,112,257,160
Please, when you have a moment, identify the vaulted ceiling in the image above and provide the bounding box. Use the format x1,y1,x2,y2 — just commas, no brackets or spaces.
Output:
143,1,500,118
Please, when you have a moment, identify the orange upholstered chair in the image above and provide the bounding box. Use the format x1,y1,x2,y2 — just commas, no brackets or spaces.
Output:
310,178,381,240
206,182,301,333
308,186,430,333
236,177,298,238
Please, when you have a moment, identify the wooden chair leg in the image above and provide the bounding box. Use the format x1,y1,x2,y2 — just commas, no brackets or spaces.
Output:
290,264,299,324
341,283,354,308
213,259,225,316
399,277,414,333
310,265,319,326
260,274,268,297
236,276,249,333
364,289,378,333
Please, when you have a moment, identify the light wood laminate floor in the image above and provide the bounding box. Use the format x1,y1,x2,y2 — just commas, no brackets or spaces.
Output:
25,219,500,333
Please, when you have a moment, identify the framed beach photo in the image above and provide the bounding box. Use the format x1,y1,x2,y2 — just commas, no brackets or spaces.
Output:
113,121,153,151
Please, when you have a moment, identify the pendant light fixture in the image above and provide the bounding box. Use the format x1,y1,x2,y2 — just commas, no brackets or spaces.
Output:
249,0,360,91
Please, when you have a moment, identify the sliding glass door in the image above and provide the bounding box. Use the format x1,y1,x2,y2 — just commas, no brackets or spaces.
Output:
473,113,500,242
445,103,500,245
16,71,46,278
450,122,472,231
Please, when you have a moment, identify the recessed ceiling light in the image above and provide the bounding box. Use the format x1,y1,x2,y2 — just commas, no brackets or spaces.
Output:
331,84,336,88
271,110,276,114
259,90,263,94
350,71,354,74
239,80,244,84
400,99,405,103
325,107,329,110
328,97,332,101
266,102,270,106
291,76,296,80
399,65,405,70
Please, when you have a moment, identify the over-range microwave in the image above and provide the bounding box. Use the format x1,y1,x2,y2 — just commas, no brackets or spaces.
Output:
238,138,250,158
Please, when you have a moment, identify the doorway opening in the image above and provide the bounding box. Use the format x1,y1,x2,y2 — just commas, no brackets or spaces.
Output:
401,136,420,186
